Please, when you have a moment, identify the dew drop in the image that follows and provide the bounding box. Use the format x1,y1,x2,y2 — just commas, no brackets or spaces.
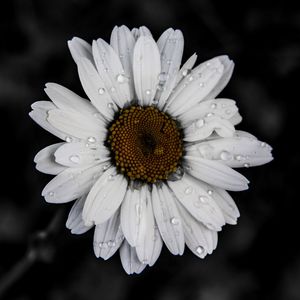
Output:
244,163,250,168
206,62,211,67
188,75,194,81
199,196,208,203
69,155,80,164
199,82,205,87
260,142,266,147
110,87,116,93
87,136,96,143
196,246,204,255
108,241,116,247
108,174,115,181
100,242,108,249
220,150,232,161
142,259,148,264
185,186,193,194
225,109,231,115
158,72,168,82
98,88,105,95
195,119,205,128
207,190,213,196
170,217,179,225
102,163,110,171
145,89,151,95
135,204,142,217
211,103,217,109
65,136,73,143
235,155,243,161
206,112,214,118
182,69,190,77
48,191,54,197
107,103,114,109
116,74,125,83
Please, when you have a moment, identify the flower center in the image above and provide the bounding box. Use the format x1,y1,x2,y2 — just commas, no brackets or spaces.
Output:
107,105,183,183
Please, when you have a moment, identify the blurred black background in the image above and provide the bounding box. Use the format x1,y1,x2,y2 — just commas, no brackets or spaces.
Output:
0,0,299,299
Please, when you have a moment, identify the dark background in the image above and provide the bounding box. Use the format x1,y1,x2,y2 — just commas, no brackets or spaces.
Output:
0,0,298,299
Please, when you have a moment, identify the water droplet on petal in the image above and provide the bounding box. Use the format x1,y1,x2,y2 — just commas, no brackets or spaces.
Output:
206,112,214,118
244,163,250,168
142,259,148,264
87,136,96,143
158,72,168,82
135,204,142,217
110,87,116,93
206,62,211,67
199,82,205,87
226,109,231,115
220,150,232,161
260,142,266,147
98,88,105,95
116,74,125,83
145,89,151,95
102,164,110,171
108,241,116,247
235,155,243,161
48,191,54,197
170,217,180,225
196,246,204,255
188,75,194,81
182,69,190,77
65,136,73,143
69,155,80,164
199,196,208,203
207,190,213,196
107,103,114,109
108,174,115,181
211,103,217,109
185,186,193,194
195,119,205,128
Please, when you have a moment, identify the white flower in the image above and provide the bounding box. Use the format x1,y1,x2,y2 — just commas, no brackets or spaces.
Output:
29,25,273,274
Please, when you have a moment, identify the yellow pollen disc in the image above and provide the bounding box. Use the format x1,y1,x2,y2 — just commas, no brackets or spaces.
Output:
107,105,183,183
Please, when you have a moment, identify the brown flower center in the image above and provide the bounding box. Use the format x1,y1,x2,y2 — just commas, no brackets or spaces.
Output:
107,105,183,183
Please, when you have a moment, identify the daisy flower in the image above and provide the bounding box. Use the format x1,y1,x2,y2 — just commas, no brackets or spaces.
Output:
29,25,273,274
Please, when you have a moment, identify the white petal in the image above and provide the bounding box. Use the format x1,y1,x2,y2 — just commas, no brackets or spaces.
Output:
93,210,124,260
152,184,185,255
186,136,273,168
201,55,234,102
176,201,217,257
92,39,131,107
77,57,116,120
34,143,66,175
110,25,135,100
184,155,249,191
132,26,152,39
229,112,242,125
54,142,109,167
42,164,103,203
29,101,72,141
133,36,161,105
174,53,197,86
180,98,238,127
155,29,184,107
119,241,147,275
135,188,156,265
183,115,235,142
148,223,163,267
120,186,147,247
68,37,93,65
47,109,106,142
83,167,127,225
66,195,93,234
208,187,240,225
165,56,233,116
168,173,226,231
44,83,101,118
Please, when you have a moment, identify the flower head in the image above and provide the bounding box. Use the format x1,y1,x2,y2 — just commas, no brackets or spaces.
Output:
30,25,273,274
